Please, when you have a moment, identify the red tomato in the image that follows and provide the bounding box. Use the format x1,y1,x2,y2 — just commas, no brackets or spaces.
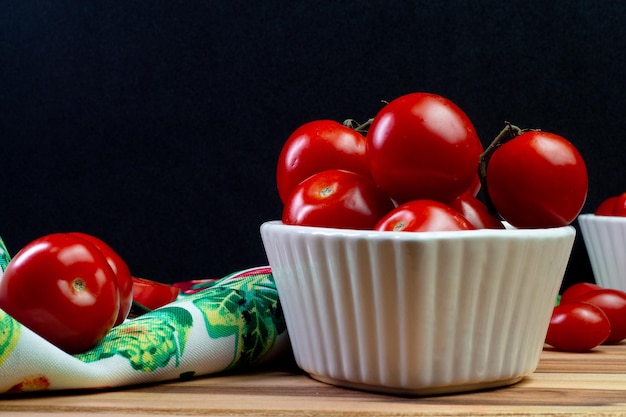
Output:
545,302,611,352
571,288,626,344
0,234,120,353
560,282,601,305
448,192,504,229
374,199,475,232
595,193,626,216
366,92,484,204
610,194,626,216
485,130,588,228
131,276,180,311
276,120,369,204
467,173,482,197
69,232,133,325
595,196,618,216
282,169,395,229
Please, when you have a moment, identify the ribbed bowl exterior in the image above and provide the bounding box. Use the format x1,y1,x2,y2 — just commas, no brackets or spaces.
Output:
260,221,575,395
579,214,626,291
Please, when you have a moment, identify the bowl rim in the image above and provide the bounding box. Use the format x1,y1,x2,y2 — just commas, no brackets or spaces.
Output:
579,213,626,223
261,220,576,241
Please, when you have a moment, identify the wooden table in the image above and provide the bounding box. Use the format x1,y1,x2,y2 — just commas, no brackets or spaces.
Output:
1,344,626,416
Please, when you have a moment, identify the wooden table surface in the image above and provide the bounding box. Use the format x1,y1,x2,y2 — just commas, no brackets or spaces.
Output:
1,344,626,416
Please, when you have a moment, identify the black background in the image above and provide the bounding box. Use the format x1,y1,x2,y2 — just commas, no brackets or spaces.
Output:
1,1,623,289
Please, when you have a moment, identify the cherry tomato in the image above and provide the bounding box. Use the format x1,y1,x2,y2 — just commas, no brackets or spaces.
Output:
276,120,369,204
545,302,610,352
595,196,618,216
448,192,504,229
570,288,626,344
467,173,482,197
366,92,484,204
0,234,119,353
131,276,180,311
560,282,601,305
69,232,133,325
595,193,626,216
282,169,395,229
374,199,475,232
485,130,588,228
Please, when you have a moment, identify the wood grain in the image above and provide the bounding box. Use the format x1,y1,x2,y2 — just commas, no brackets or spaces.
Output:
1,344,626,416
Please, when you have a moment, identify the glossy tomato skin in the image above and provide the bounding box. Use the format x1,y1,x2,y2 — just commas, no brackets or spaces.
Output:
282,169,395,229
610,194,626,215
595,196,618,216
572,288,626,344
448,192,504,229
595,193,626,216
560,282,601,305
69,232,133,325
366,92,483,204
131,276,179,311
0,234,120,353
276,120,369,204
374,199,475,232
545,302,610,352
486,130,588,228
467,174,482,197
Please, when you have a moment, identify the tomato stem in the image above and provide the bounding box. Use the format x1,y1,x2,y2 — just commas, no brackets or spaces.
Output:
478,122,522,215
343,118,374,134
72,277,86,293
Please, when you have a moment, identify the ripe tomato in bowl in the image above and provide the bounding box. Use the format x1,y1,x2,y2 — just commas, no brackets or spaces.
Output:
366,92,483,204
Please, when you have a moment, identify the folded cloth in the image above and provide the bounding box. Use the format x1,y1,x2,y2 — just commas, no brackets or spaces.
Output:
0,260,290,394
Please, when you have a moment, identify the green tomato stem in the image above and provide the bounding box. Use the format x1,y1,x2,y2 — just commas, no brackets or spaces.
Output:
343,118,374,134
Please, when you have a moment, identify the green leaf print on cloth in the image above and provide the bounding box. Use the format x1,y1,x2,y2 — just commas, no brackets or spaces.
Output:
189,270,286,369
0,243,18,368
0,236,10,272
75,306,193,371
0,266,289,394
0,309,21,367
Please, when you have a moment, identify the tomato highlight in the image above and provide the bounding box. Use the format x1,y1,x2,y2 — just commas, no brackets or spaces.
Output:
545,302,610,352
0,234,121,353
485,130,588,228
282,169,395,230
375,199,475,232
366,92,483,204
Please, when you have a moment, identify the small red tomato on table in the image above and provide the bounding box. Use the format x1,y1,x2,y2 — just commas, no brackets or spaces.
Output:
548,283,626,352
545,302,610,352
566,288,626,344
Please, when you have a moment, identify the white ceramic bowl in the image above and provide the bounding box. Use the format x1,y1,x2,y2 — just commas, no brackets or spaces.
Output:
579,213,626,291
260,221,576,396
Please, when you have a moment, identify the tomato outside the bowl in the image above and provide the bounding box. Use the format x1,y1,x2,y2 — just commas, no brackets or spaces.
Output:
0,233,120,353
131,276,180,311
68,232,133,326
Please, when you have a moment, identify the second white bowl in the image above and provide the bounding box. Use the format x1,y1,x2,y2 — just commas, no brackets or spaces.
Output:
579,213,626,291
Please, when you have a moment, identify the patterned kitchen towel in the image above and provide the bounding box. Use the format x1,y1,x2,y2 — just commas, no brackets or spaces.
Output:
0,249,290,394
